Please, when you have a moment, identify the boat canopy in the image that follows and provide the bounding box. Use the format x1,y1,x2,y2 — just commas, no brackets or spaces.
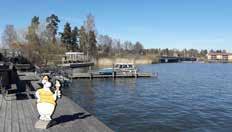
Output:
114,63,135,69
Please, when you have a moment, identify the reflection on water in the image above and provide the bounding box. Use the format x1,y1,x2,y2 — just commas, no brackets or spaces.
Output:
63,64,232,132
112,78,137,89
64,79,96,111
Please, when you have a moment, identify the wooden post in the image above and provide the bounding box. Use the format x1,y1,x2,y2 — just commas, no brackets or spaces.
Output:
90,73,92,80
112,64,115,79
134,70,137,78
71,68,73,81
89,66,92,80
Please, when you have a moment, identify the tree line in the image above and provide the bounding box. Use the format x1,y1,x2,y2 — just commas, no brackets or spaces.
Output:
1,13,146,65
0,13,221,65
1,14,98,65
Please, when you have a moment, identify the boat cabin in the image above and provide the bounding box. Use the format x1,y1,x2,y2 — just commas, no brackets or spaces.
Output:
114,63,137,73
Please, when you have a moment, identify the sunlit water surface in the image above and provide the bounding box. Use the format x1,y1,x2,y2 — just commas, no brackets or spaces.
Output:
63,63,232,132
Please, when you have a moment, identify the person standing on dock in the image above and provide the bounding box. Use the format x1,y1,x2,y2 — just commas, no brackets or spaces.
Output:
35,76,61,121
55,80,62,98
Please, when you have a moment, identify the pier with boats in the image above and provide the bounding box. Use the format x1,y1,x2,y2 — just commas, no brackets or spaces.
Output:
0,49,156,132
69,63,155,79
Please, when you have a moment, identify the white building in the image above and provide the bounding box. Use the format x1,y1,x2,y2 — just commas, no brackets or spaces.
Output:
63,52,89,63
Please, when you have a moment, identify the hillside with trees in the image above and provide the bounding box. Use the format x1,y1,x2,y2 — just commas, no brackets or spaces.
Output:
1,13,210,66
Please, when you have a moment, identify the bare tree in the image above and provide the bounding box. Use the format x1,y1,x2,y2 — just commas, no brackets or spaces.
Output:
112,39,122,55
97,35,113,56
123,41,133,51
84,13,96,33
1,25,17,48
134,41,144,54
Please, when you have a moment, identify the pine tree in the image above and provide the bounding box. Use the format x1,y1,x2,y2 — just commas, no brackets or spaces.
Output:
60,22,72,50
46,14,60,44
71,26,79,51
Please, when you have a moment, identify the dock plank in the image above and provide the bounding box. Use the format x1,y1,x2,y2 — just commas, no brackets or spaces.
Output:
17,99,29,132
0,95,7,132
57,97,112,132
51,98,77,132
5,100,12,132
11,95,20,132
0,94,3,109
22,99,37,132
26,98,46,132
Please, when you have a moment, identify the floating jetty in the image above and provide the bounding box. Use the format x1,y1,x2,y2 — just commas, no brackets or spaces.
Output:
58,62,94,68
0,64,113,132
69,72,154,79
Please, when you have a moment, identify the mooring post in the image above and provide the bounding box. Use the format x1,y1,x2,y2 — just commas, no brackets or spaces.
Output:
112,64,115,79
135,70,137,78
90,73,92,80
89,66,92,80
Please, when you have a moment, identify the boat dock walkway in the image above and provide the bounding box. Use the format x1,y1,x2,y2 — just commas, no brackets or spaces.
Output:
0,72,113,132
70,72,154,79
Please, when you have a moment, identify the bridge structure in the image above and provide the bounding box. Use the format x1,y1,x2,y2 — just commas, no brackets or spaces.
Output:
160,56,197,63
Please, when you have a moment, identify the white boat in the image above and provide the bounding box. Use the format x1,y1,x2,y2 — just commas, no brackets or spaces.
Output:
97,63,137,75
114,63,137,73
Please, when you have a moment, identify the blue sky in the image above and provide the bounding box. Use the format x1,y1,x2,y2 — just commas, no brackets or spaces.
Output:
1,0,232,50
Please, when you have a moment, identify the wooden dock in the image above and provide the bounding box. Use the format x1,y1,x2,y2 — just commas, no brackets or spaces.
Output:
69,72,154,79
0,72,113,132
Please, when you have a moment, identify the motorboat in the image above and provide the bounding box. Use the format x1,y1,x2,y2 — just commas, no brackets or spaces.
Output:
97,63,137,75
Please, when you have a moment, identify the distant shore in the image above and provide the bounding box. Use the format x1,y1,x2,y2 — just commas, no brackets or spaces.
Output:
95,57,221,67
96,56,159,66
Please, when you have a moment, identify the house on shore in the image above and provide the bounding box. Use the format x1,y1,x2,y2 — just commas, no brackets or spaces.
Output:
62,52,89,63
207,52,232,62
60,52,94,68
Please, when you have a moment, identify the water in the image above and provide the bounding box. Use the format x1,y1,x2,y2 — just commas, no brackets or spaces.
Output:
63,63,232,132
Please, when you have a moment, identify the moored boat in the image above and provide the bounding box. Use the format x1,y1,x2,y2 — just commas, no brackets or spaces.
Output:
96,63,138,75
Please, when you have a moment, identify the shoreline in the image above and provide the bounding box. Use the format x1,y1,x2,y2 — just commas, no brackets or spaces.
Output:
96,57,157,67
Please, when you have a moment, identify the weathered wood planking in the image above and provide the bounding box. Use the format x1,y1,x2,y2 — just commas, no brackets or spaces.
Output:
5,100,12,132
17,97,29,132
0,72,114,132
11,97,20,132
0,95,7,132
0,93,113,132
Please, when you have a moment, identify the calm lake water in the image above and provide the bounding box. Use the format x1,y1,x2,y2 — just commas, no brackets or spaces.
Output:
63,63,232,132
